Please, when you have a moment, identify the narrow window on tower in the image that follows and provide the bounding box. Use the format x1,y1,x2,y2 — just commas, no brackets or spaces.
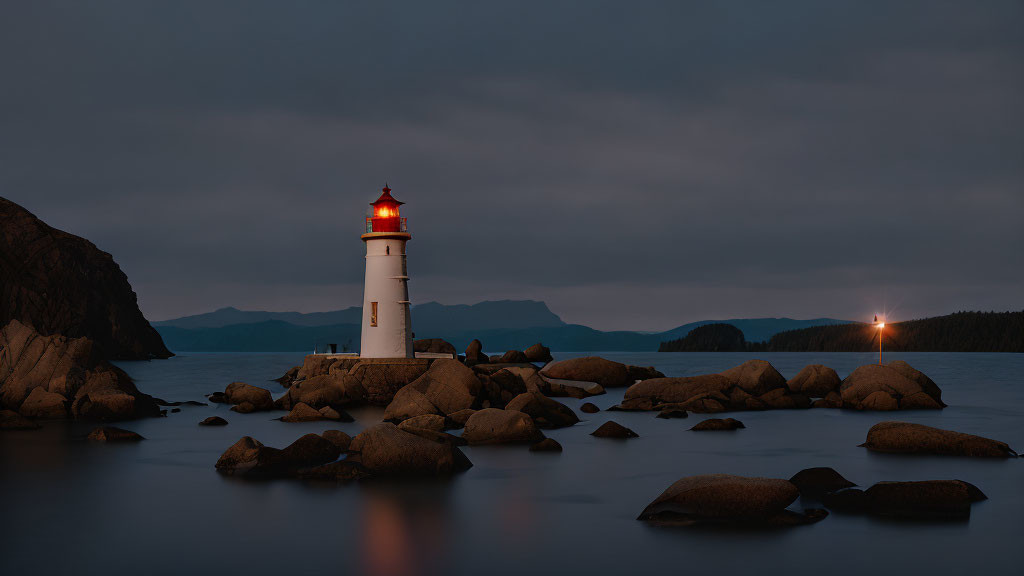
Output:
386,245,390,255
370,302,378,327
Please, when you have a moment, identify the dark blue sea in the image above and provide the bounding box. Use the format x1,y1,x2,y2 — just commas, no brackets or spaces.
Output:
2,352,1022,575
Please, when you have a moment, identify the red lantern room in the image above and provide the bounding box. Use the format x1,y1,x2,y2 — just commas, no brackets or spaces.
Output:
366,184,407,233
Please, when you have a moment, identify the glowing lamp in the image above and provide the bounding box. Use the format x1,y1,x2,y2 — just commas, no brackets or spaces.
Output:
367,185,405,233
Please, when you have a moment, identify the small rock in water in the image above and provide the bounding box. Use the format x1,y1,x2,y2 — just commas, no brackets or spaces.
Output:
170,408,181,413
530,438,563,452
207,392,228,404
580,402,600,414
859,421,1017,458
87,426,144,442
690,418,744,431
591,421,638,438
823,480,987,520
199,416,229,426
656,407,688,419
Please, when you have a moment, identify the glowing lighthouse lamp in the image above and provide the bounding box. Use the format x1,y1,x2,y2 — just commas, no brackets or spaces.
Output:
360,185,413,358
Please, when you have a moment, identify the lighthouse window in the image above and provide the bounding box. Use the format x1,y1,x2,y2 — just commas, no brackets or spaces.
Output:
386,246,390,255
370,302,378,327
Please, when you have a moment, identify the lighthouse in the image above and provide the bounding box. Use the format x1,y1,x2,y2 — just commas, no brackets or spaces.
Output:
359,185,414,358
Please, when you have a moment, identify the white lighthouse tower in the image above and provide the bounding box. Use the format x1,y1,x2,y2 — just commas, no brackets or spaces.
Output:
359,185,414,358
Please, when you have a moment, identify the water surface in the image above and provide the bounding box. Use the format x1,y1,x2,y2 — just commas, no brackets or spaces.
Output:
2,352,1021,575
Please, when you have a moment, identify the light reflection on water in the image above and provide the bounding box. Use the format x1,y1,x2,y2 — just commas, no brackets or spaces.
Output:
1,351,1022,576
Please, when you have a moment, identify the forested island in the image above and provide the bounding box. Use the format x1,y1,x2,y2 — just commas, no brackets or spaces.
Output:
659,311,1024,353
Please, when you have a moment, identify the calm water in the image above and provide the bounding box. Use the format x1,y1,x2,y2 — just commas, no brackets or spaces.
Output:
2,352,1022,576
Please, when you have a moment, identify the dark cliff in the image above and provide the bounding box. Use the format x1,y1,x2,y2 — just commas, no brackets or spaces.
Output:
0,197,171,360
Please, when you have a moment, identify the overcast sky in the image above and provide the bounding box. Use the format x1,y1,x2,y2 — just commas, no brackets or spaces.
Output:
2,1,1021,331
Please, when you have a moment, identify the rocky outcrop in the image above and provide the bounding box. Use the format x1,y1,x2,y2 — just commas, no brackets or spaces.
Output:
0,320,160,421
505,391,579,429
787,365,841,397
860,422,1017,457
280,402,348,422
637,474,826,527
823,480,986,520
0,197,171,360
277,356,432,409
524,343,553,363
690,417,744,431
788,467,856,497
462,408,544,445
87,426,144,442
215,433,342,478
541,356,662,388
492,350,529,364
347,423,472,476
414,338,456,356
591,421,638,438
840,361,945,410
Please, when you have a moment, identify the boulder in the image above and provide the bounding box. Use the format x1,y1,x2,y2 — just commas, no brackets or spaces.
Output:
811,391,843,409
628,365,665,381
720,360,787,395
580,402,600,413
523,343,553,363
207,392,228,404
840,362,945,410
530,438,562,452
788,467,856,497
538,375,605,399
348,423,472,476
0,409,40,430
637,474,824,527
215,433,341,478
540,356,633,388
505,391,579,429
860,422,1017,457
224,382,274,412
274,372,365,411
281,402,326,422
321,430,352,451
275,366,300,387
87,426,144,442
866,480,986,520
787,365,841,397
591,421,638,438
199,416,228,426
318,406,352,422
0,320,160,420
464,339,488,366
383,359,481,421
414,338,457,356
0,197,171,360
462,408,544,444
690,418,745,431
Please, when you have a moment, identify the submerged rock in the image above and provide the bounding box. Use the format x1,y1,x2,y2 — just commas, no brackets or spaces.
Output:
87,426,144,442
199,416,228,426
348,423,471,476
591,421,638,439
580,402,600,414
788,467,856,497
462,408,544,445
860,422,1017,457
297,460,371,482
690,418,745,431
637,474,825,527
215,433,342,478
656,406,689,419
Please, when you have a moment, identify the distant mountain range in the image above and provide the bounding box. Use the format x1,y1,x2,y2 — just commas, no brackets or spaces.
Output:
152,300,851,353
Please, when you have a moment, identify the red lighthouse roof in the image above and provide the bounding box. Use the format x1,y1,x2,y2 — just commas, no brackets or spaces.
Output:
370,184,404,208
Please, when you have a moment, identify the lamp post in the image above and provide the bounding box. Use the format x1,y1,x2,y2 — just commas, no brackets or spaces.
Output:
874,314,884,365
